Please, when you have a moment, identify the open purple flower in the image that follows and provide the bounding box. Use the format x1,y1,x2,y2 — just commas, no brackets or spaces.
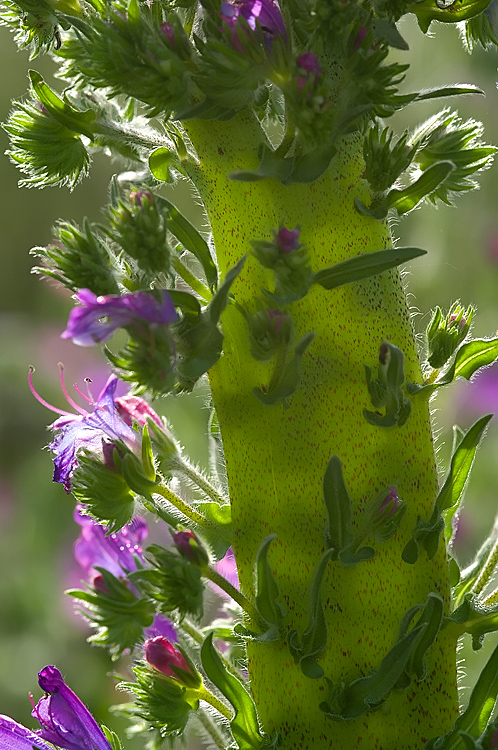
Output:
220,0,287,47
61,288,178,346
30,367,141,492
0,715,53,750
32,666,112,750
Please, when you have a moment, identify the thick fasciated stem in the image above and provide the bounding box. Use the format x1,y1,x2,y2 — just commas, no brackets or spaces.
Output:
182,113,459,749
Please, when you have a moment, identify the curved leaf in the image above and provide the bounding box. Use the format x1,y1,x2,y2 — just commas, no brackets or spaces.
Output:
313,247,427,291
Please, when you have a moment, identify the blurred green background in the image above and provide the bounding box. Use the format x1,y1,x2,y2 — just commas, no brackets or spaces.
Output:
1,15,498,745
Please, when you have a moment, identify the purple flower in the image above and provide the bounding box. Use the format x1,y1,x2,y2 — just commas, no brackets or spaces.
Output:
61,289,178,346
0,715,54,750
73,508,177,642
32,666,112,750
74,506,147,580
30,367,141,492
220,0,287,47
275,226,300,254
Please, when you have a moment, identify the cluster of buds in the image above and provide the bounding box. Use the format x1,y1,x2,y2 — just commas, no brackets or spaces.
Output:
246,306,294,361
250,226,313,303
105,189,172,278
426,302,474,369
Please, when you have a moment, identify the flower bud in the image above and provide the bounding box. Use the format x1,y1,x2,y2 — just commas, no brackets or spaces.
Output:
173,530,210,567
296,52,323,93
145,637,201,688
246,306,294,361
251,227,313,303
426,302,474,369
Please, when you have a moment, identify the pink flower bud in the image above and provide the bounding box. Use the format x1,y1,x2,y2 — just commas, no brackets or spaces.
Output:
173,530,209,566
115,395,163,428
379,487,399,516
145,637,191,679
275,227,300,253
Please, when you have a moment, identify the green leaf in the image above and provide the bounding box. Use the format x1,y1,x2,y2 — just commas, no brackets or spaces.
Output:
412,85,484,103
364,342,412,428
438,414,492,543
201,633,264,749
446,595,498,651
402,415,491,563
322,456,353,556
387,161,454,215
321,626,424,720
429,642,498,748
29,70,96,140
400,593,444,682
313,247,426,291
254,534,286,629
149,147,176,182
157,196,218,290
288,549,334,679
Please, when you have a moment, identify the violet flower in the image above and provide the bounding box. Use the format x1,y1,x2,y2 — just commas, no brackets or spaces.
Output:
61,288,178,346
30,367,141,492
32,666,112,750
220,0,287,46
0,715,53,750
74,507,177,642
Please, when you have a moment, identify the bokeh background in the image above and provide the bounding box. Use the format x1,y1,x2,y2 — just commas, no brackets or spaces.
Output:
1,14,498,745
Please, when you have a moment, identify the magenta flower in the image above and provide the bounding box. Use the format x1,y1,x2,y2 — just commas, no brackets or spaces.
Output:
0,715,53,750
275,226,300,253
220,0,287,46
61,288,178,346
145,637,192,680
30,367,141,492
32,666,112,750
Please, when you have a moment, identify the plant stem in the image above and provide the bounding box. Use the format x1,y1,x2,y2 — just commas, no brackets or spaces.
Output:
471,537,498,597
153,483,210,529
196,708,229,749
202,566,264,629
173,455,227,506
93,121,172,152
171,255,212,302
197,686,232,721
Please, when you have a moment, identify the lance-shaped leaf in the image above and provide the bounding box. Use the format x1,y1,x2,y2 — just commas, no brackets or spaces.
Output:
403,415,492,564
320,626,424,721
426,642,498,749
29,70,96,140
201,633,264,750
396,593,444,683
253,332,315,409
313,247,426,291
322,455,354,556
254,534,286,631
156,196,218,290
407,337,498,396
453,519,498,609
288,549,334,679
148,147,177,183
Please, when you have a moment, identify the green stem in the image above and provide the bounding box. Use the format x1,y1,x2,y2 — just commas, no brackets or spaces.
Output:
154,483,210,529
197,686,232,721
196,708,229,749
171,255,212,302
202,566,264,629
471,537,498,597
172,455,227,505
93,121,172,152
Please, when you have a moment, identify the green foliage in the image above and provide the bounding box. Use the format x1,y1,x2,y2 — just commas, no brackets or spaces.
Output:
66,567,155,659
288,549,334,679
32,217,120,295
403,415,492,564
426,302,475,370
201,633,265,750
118,661,200,737
313,247,427,290
253,331,315,408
